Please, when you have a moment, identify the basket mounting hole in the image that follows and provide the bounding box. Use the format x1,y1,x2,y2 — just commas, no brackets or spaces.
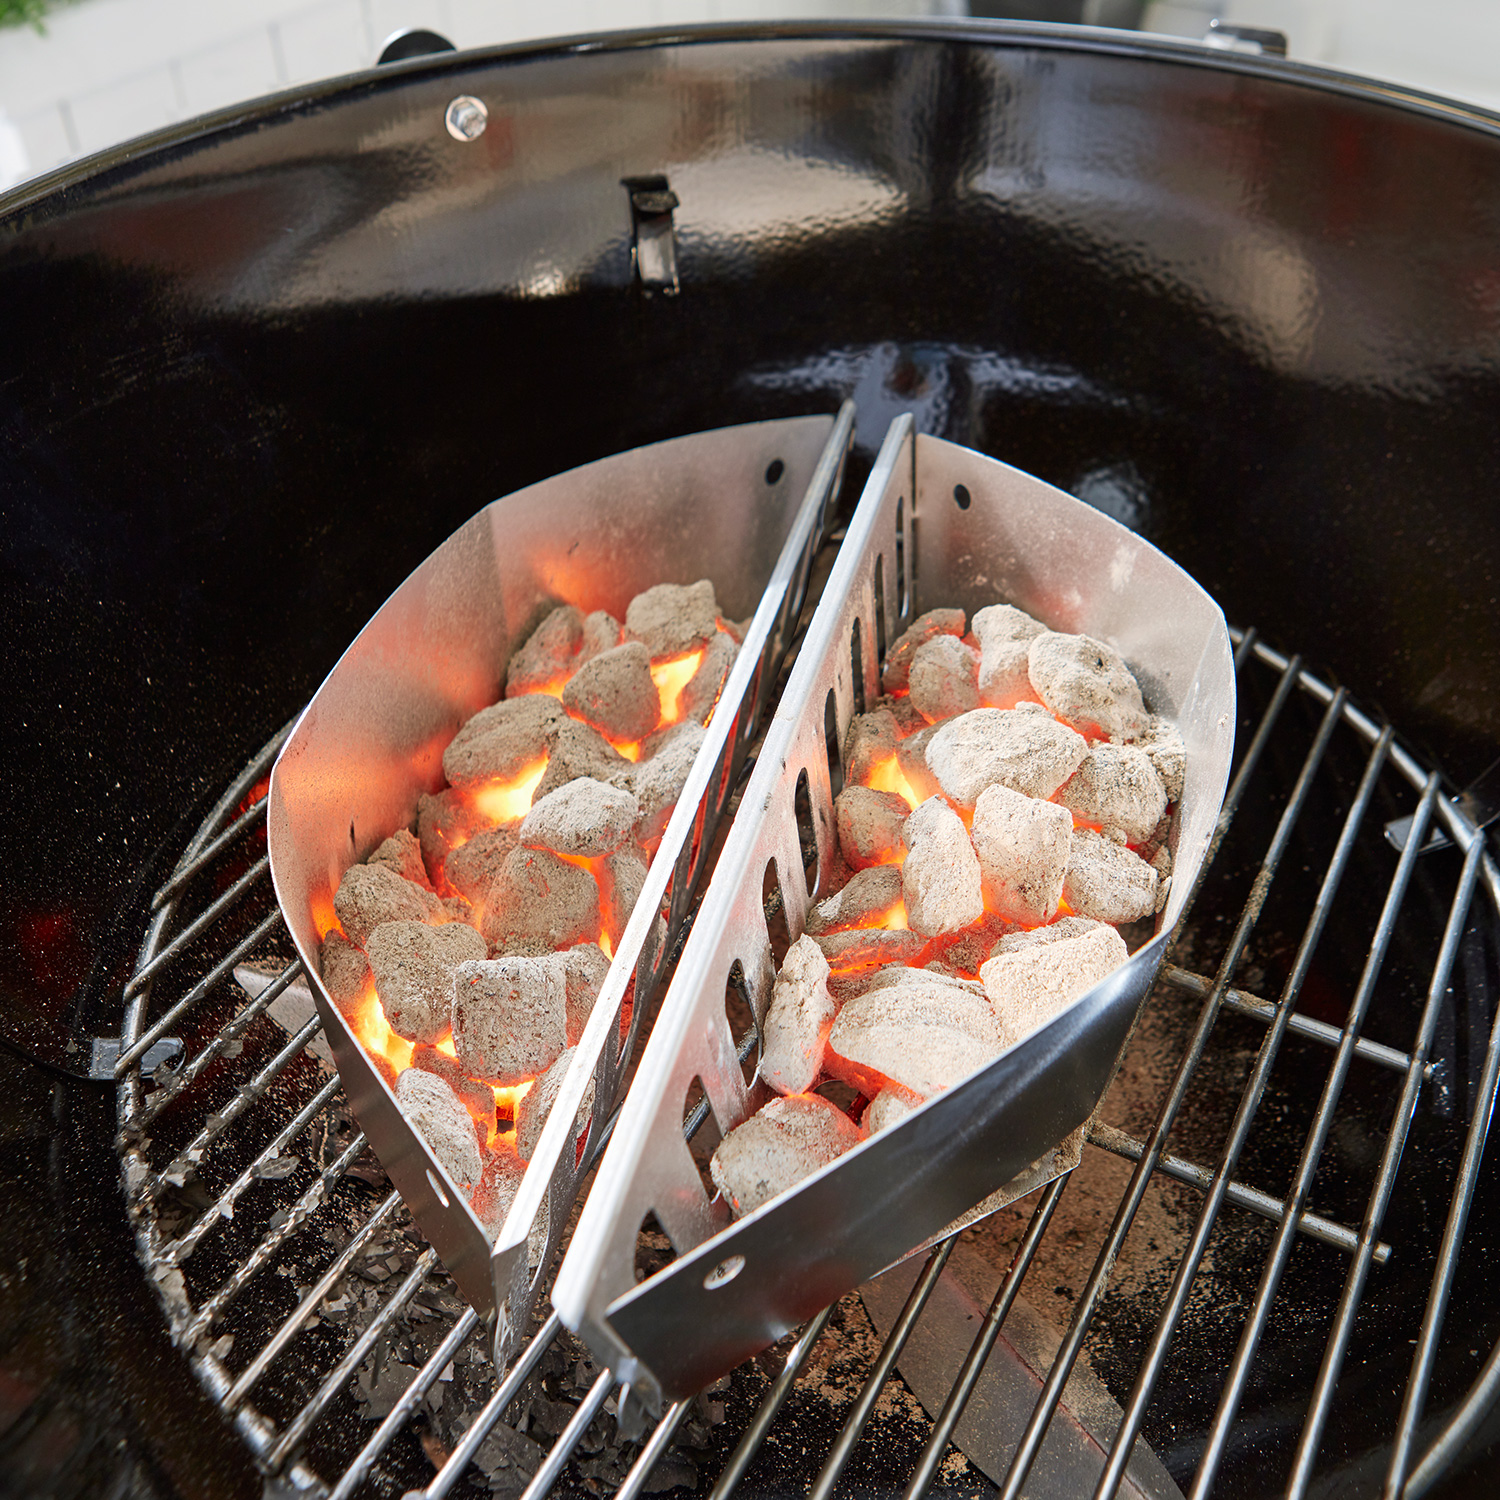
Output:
954,483,971,510
425,1168,450,1208
765,459,785,485
704,1254,745,1289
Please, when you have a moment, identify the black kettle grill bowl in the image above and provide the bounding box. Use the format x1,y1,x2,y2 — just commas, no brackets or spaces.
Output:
4,20,1500,1497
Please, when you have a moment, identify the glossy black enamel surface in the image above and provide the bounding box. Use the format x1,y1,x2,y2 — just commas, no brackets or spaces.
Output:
3,22,1500,1491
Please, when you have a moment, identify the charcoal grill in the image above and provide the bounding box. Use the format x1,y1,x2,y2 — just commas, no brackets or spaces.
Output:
7,17,1500,1500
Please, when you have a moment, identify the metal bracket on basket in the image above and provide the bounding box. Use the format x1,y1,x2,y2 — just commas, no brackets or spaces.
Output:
268,406,854,1367
552,416,1236,1410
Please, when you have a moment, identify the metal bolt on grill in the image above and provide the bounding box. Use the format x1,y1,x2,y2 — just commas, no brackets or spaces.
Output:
116,522,1500,1499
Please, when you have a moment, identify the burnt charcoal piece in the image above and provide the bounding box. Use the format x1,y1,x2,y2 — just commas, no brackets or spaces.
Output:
926,705,1088,811
922,911,1019,979
443,823,521,908
1028,631,1148,741
395,1069,483,1192
759,935,836,1096
451,954,566,1085
1057,743,1167,844
710,1093,865,1217
471,1146,527,1239
366,919,487,1043
417,788,486,886
506,604,584,697
333,863,445,948
1064,828,1161,923
908,635,981,723
631,722,706,844
598,846,648,950
559,942,610,1046
368,827,433,890
515,1046,596,1163
534,717,634,801
519,776,638,857
811,926,927,973
876,692,929,735
410,1043,498,1140
835,784,910,870
577,609,623,665
902,797,983,938
863,1089,916,1134
443,695,563,791
319,930,372,1018
561,641,661,743
806,865,905,935
1130,714,1186,803
842,708,900,785
881,607,966,693
980,917,1129,1047
972,603,1047,708
970,782,1073,926
826,974,1003,1099
624,579,719,659
678,631,738,724
479,846,600,954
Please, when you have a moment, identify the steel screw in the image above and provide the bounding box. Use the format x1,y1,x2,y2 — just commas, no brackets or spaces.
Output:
445,95,488,142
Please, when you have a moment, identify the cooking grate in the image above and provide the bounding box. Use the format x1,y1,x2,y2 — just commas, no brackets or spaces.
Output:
115,613,1500,1499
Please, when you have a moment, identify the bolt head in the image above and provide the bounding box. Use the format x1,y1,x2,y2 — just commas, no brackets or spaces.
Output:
445,95,488,142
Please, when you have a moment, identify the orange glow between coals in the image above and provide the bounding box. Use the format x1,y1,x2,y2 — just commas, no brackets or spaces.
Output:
651,649,706,724
864,752,921,811
311,890,342,942
876,899,909,931
599,930,614,959
354,983,414,1075
492,1079,535,1112
472,756,548,823
435,1034,458,1059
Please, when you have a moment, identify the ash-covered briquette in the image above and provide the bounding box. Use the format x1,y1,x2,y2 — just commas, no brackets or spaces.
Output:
366,919,487,1043
862,1089,916,1135
395,1068,483,1192
1056,743,1167,845
1131,714,1186,803
416,788,485,886
758,935,836,1096
835,784,910,869
409,1042,498,1140
895,721,944,802
443,823,519,908
843,708,901,785
866,964,986,1000
319,930,372,1018
972,603,1046,707
1063,827,1162,923
442,694,562,791
631,722,706,844
811,926,927,973
880,607,966,693
577,609,622,665
926,704,1088,811
598,846,647,949
922,910,1018,979
979,917,1129,1047
826,975,1003,1099
558,942,610,1045
470,1146,526,1239
478,845,600,954
908,634,982,723
902,797,984,937
515,1046,597,1163
451,954,566,1085
678,629,739,724
534,717,633,802
505,604,583,697
805,865,905,935
368,828,433,889
333,863,446,948
969,782,1073,926
1027,630,1148,741
624,579,720,660
709,1093,866,1218
560,641,661,744
519,777,638,858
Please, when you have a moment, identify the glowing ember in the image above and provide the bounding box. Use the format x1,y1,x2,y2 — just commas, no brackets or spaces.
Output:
354,982,414,1075
599,931,614,959
865,752,920,812
472,756,548,824
310,890,342,942
651,648,706,724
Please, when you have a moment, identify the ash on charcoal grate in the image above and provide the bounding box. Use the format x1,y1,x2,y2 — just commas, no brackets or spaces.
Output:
712,604,1178,1215
321,580,742,1237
